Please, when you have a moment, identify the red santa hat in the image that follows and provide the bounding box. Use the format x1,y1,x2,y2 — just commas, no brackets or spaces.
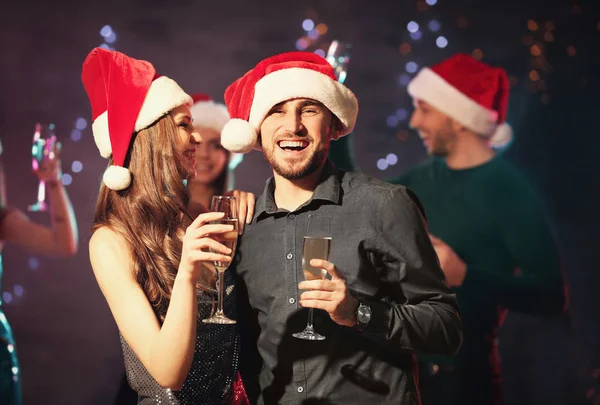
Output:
81,47,192,190
407,53,512,148
189,93,230,134
221,51,358,153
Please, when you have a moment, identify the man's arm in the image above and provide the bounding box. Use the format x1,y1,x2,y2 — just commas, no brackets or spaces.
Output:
362,186,462,355
460,179,566,315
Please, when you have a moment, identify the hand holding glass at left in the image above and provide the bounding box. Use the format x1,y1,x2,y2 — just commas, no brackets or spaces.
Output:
29,123,62,212
298,259,359,328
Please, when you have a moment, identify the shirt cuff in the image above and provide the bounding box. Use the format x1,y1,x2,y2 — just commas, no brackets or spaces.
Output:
361,299,392,337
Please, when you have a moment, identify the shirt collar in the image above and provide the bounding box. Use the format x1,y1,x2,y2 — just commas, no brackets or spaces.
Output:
254,160,341,221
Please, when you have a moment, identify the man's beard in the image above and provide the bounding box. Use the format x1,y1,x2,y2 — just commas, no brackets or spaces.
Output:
426,131,454,157
429,138,451,157
264,143,329,180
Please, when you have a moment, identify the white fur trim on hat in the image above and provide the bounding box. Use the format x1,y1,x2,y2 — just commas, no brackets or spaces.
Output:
90,77,192,160
221,118,257,154
190,100,230,134
135,76,193,132
408,67,499,136
489,122,513,149
103,165,131,190
249,67,358,136
92,111,111,158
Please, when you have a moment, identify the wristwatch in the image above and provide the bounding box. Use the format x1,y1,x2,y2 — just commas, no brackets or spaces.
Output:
354,301,372,332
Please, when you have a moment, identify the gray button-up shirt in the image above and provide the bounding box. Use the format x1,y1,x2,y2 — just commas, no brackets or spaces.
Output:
235,162,462,405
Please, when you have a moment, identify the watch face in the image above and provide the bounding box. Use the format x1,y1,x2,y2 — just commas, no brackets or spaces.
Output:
357,304,371,323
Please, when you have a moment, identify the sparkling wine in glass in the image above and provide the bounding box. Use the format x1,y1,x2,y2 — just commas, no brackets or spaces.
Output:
28,123,60,212
202,195,238,324
293,216,332,341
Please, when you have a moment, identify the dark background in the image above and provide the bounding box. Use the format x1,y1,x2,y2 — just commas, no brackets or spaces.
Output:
1,0,599,403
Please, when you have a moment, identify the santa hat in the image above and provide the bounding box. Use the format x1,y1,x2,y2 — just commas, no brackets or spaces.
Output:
408,53,512,148
221,51,358,153
81,47,192,190
190,93,230,134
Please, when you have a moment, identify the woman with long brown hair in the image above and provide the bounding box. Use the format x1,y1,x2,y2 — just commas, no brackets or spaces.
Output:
83,48,251,404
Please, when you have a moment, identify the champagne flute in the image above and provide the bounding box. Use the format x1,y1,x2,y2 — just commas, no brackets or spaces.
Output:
326,40,352,84
202,195,238,324
28,123,60,212
293,215,332,341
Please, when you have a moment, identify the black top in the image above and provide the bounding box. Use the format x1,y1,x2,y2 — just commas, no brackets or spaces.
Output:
121,269,242,404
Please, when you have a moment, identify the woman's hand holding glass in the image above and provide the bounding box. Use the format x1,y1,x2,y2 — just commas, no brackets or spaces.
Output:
223,189,255,234
179,211,234,281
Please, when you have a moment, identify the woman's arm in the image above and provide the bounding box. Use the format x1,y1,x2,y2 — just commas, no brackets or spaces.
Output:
90,212,234,389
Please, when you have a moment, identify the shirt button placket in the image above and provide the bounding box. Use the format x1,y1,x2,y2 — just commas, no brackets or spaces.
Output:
287,212,306,387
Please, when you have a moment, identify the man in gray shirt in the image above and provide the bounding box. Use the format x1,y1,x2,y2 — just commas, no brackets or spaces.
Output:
220,51,463,405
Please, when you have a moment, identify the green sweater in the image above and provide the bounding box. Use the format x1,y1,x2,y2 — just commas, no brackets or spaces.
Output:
391,156,565,367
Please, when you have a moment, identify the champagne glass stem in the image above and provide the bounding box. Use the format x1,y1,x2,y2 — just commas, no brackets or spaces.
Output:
37,180,46,203
306,308,315,331
215,271,225,317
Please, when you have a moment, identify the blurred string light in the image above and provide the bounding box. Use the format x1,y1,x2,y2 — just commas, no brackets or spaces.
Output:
385,0,448,171
61,173,73,186
70,129,82,142
71,160,83,173
522,17,566,104
295,17,329,56
405,61,419,73
99,25,117,50
436,36,448,48
294,16,340,63
377,158,389,171
302,19,315,31
376,153,399,171
386,153,399,165
13,285,23,297
407,21,420,33
428,20,441,32
397,73,411,86
28,257,39,270
2,292,13,304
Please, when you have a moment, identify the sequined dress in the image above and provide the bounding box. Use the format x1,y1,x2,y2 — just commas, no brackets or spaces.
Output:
1,208,22,405
121,268,247,404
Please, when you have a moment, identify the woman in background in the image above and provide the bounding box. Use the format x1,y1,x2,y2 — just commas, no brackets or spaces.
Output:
0,138,78,405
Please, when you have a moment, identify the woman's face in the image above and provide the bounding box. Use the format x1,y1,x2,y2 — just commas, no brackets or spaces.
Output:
170,105,201,176
192,126,228,185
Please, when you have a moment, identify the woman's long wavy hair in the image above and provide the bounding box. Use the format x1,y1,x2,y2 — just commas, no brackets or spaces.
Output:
93,114,192,320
